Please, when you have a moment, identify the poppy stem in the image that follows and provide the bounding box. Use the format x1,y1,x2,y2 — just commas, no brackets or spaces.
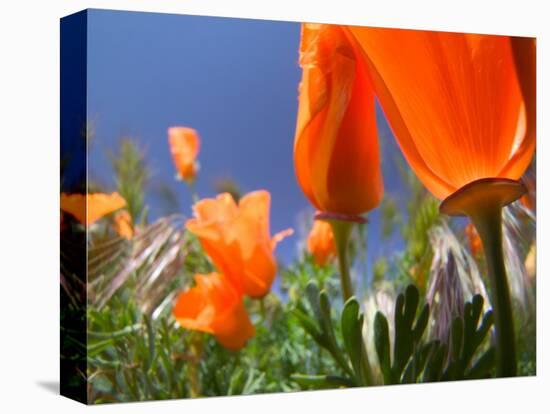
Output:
329,220,355,301
439,178,526,377
189,332,203,397
187,180,199,203
469,205,516,377
328,218,374,384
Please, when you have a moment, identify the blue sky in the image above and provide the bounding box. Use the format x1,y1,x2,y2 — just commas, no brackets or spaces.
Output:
86,9,409,281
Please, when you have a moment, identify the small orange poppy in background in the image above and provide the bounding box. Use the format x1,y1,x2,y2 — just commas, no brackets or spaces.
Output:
113,210,134,240
186,190,293,298
168,126,200,182
307,218,336,266
293,23,383,217
520,171,536,212
60,192,126,226
347,27,534,201
465,222,482,258
173,273,255,351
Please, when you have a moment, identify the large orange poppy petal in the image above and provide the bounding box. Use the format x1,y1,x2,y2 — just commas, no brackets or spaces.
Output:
211,298,255,351
299,26,358,212
186,190,289,298
198,237,245,294
172,281,214,334
348,27,527,199
294,24,385,215
241,244,277,298
295,24,357,212
87,193,127,226
172,273,254,350
499,37,536,179
173,272,252,350
192,193,238,223
239,190,270,233
60,193,87,225
347,29,455,199
60,192,126,226
324,30,383,213
113,210,133,239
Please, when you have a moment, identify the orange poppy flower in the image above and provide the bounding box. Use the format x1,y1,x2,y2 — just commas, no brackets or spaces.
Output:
60,192,126,226
168,126,200,182
186,190,293,298
465,222,482,257
173,273,254,350
113,210,134,240
511,37,536,148
307,218,336,266
519,172,536,212
348,27,534,201
293,23,383,216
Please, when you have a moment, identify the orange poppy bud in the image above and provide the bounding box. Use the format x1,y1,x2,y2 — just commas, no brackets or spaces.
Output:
173,273,254,351
168,126,200,182
348,27,534,201
293,24,384,216
307,218,336,266
465,222,482,257
60,192,126,226
113,210,134,240
186,190,293,298
519,166,536,213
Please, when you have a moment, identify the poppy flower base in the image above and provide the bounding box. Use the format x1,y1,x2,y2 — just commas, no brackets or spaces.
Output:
440,178,527,377
439,178,527,217
59,8,536,406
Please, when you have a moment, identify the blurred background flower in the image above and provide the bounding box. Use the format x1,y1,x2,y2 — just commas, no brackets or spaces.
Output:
186,190,293,298
61,192,126,226
168,126,201,183
306,218,336,266
173,272,255,350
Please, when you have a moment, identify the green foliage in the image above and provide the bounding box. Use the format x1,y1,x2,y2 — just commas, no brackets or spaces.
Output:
374,286,495,384
372,257,389,284
291,281,373,387
281,255,339,302
87,295,192,402
292,282,354,381
374,285,429,384
380,197,402,240
87,257,342,402
442,295,495,381
516,305,536,376
111,138,149,224
199,293,339,396
60,287,87,402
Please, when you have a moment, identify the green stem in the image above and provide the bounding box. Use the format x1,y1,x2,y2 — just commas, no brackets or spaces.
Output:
469,205,516,377
329,220,355,301
326,216,374,383
187,180,199,203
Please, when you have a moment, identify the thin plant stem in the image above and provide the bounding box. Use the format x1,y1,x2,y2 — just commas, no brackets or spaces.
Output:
329,220,355,301
187,179,199,204
469,205,517,377
188,332,203,397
